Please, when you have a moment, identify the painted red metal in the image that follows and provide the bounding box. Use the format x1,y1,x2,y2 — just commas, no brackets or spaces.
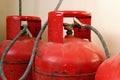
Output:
95,53,120,80
47,11,91,41
33,11,106,80
6,16,41,40
0,38,35,80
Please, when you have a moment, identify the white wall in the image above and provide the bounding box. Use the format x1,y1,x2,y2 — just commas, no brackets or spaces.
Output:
94,0,120,55
0,0,7,41
0,0,120,55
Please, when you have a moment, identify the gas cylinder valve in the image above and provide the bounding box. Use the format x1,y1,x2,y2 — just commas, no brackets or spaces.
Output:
63,23,82,29
63,23,82,35
63,23,73,35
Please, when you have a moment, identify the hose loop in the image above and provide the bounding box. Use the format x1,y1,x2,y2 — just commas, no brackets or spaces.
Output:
0,25,28,80
74,17,110,58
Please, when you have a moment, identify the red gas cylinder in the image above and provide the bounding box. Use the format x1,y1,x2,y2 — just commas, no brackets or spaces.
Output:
0,38,36,80
95,53,120,80
33,11,106,80
6,16,41,40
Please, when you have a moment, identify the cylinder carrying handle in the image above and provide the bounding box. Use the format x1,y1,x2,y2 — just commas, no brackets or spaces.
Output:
48,11,91,43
